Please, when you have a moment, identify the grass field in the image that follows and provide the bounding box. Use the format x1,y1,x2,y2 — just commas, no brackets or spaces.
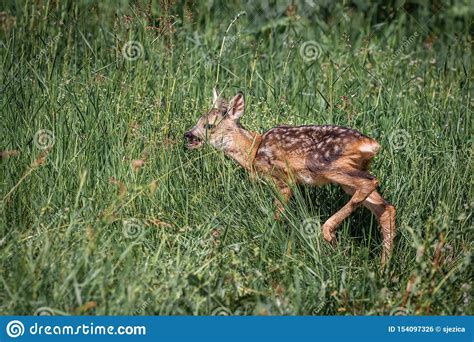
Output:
1,1,472,315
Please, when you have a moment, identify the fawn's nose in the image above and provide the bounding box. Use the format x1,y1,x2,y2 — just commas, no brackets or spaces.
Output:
184,131,193,140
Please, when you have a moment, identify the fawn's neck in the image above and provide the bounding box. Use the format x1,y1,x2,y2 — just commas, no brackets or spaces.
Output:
221,125,261,171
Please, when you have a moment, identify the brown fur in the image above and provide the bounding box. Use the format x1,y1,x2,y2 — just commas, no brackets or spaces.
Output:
185,89,396,265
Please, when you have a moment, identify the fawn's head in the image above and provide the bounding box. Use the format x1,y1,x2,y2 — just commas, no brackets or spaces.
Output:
184,88,246,150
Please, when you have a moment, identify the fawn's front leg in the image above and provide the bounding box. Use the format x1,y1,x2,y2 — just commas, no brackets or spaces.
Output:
273,179,292,220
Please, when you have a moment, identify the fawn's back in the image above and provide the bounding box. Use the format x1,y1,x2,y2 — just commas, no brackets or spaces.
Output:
254,125,380,185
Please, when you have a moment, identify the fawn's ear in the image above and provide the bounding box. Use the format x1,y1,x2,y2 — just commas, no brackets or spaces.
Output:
212,87,222,109
227,92,245,120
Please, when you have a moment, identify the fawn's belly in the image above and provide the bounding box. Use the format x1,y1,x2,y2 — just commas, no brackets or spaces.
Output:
254,149,331,184
295,170,331,185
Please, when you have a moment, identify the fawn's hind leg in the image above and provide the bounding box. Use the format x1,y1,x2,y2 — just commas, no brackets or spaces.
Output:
365,192,396,265
341,186,396,264
321,171,378,244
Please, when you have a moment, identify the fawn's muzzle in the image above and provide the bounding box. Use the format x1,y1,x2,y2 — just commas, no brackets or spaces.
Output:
184,131,202,149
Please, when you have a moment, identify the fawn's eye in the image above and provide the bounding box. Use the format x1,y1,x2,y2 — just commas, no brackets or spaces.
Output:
204,124,215,130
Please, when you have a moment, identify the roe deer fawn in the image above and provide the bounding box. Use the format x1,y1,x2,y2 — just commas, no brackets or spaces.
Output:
184,89,396,264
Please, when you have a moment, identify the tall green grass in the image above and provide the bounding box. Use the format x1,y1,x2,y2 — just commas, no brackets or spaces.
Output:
1,1,472,315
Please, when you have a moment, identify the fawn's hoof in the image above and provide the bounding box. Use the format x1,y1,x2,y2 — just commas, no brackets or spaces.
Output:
380,249,392,268
322,223,337,246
